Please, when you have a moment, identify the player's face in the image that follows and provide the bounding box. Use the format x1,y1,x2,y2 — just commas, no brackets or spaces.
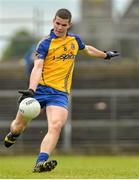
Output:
53,16,71,38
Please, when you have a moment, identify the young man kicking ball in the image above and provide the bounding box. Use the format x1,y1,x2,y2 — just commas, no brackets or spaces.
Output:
4,8,119,173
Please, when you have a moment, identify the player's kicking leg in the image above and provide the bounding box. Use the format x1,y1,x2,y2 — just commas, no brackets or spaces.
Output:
4,111,28,148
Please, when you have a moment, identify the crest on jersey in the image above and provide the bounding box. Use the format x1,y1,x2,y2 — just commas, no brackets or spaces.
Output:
71,43,75,50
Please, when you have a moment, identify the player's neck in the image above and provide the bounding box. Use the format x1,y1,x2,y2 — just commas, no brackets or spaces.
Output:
58,32,67,40
60,35,67,40
53,29,67,40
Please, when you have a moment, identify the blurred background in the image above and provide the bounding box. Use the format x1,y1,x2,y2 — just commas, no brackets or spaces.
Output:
0,0,139,155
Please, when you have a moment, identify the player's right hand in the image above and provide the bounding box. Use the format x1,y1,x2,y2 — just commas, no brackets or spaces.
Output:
18,89,35,104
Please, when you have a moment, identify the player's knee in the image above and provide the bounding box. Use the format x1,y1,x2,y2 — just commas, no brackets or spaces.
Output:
49,120,63,133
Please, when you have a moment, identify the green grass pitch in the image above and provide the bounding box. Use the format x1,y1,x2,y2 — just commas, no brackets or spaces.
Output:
0,155,139,178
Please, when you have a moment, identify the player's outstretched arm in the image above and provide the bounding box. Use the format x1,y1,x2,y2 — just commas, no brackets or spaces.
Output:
80,45,120,59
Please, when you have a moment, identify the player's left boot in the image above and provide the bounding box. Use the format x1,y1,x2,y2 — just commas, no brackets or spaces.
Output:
4,132,18,148
33,160,57,173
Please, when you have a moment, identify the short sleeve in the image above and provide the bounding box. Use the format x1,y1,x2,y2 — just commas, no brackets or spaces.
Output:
35,38,51,60
74,35,85,50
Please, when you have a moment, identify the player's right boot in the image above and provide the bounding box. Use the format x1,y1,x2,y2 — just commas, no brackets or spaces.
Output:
4,132,19,148
33,160,57,173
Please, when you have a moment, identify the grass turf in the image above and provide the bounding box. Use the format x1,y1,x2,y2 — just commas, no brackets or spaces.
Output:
0,155,139,178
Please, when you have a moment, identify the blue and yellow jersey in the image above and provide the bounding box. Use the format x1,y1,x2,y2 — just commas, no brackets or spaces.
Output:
35,30,85,94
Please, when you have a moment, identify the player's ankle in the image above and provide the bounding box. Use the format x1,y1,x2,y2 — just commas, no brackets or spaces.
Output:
36,152,49,164
9,132,20,138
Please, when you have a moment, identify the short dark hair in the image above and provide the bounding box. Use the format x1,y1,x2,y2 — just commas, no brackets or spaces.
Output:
55,8,72,23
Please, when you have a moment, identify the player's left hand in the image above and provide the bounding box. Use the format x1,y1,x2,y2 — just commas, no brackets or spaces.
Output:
104,50,120,59
18,89,35,104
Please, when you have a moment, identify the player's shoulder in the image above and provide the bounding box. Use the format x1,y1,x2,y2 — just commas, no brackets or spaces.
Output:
68,32,85,50
39,35,51,44
67,32,81,39
36,35,52,49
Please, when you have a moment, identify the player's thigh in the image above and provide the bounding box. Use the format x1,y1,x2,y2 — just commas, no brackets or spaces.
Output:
46,105,68,128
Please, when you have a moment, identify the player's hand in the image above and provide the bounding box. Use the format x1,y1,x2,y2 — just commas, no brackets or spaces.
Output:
104,50,120,59
18,89,35,104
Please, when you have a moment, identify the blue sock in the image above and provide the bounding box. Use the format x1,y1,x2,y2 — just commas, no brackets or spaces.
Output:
36,152,49,165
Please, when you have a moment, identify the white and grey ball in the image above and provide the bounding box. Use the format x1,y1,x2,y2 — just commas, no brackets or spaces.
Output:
19,97,41,119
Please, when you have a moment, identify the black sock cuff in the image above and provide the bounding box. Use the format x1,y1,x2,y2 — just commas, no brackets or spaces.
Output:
11,132,20,137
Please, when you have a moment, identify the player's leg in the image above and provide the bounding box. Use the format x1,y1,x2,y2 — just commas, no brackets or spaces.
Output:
33,105,68,172
4,111,31,147
41,105,68,153
4,106,45,148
